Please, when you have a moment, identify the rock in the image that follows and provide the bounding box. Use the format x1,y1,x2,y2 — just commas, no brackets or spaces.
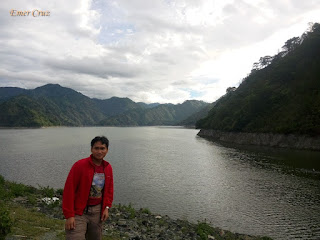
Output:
41,197,60,205
130,236,141,240
118,219,127,226
197,129,320,150
13,197,28,203
141,220,149,226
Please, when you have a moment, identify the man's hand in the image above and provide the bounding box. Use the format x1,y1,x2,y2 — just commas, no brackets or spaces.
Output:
101,208,109,222
65,217,75,230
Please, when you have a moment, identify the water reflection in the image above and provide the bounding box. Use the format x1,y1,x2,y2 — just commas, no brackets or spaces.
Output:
216,141,320,180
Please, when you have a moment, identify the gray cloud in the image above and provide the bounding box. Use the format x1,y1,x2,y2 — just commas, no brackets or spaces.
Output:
45,56,141,79
0,0,319,103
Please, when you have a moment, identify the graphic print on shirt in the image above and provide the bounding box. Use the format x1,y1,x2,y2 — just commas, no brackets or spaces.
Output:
89,173,105,199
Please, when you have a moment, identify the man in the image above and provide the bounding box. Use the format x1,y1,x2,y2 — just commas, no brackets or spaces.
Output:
62,136,114,240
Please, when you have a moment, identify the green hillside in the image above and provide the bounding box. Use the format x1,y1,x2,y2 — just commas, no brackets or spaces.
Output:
99,100,209,126
0,84,105,127
0,95,56,127
196,23,320,136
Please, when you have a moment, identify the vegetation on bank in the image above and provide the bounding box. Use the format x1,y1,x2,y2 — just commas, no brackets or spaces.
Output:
0,175,272,240
0,175,64,239
197,23,320,136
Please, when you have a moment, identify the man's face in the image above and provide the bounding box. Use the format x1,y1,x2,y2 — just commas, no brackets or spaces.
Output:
91,141,108,161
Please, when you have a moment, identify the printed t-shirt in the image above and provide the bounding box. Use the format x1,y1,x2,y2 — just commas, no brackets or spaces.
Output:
87,165,105,206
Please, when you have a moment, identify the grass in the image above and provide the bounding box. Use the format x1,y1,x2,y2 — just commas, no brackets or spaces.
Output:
117,203,136,219
0,175,64,239
0,174,122,240
6,202,65,239
5,202,122,240
140,208,151,215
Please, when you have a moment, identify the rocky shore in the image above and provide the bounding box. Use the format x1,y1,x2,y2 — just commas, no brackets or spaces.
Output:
197,129,320,151
10,195,272,240
104,204,273,240
1,175,272,240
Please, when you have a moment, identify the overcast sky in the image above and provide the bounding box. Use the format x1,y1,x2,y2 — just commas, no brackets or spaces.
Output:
1,0,319,104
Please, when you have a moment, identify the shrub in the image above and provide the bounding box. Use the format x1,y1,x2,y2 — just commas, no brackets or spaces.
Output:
56,188,63,196
127,203,136,219
196,222,215,240
0,176,4,186
27,195,38,205
0,187,7,200
141,208,151,215
0,203,13,239
39,185,54,198
8,182,30,197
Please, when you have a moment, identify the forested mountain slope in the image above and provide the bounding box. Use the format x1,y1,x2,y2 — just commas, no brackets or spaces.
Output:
197,23,320,136
0,84,105,127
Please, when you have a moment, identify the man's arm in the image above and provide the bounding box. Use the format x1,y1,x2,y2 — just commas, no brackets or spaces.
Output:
65,217,75,230
103,165,114,209
101,207,109,221
62,164,78,219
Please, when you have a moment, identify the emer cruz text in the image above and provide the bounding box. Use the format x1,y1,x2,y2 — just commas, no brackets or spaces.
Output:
10,9,50,17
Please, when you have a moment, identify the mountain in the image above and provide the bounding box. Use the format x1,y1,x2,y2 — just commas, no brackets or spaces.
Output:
93,97,143,116
0,84,209,127
196,23,320,136
137,102,160,109
0,87,28,103
99,100,209,126
0,84,105,127
179,102,216,127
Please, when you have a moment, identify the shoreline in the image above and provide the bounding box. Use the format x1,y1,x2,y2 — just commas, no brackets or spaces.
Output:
0,176,273,240
197,129,320,151
0,125,189,129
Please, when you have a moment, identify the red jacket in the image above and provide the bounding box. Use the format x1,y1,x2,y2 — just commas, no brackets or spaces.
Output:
62,155,114,219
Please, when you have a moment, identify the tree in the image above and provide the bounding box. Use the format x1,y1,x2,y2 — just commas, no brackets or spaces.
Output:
226,87,236,93
282,37,300,52
252,56,273,71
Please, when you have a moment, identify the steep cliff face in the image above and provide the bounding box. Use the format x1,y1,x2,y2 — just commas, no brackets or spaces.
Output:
197,129,320,151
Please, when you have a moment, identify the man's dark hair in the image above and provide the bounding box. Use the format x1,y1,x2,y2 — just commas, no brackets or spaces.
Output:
91,136,109,149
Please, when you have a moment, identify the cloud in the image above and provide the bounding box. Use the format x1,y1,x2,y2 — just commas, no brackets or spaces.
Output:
45,55,141,79
0,0,319,104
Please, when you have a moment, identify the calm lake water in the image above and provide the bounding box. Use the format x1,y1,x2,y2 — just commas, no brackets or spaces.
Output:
0,127,319,240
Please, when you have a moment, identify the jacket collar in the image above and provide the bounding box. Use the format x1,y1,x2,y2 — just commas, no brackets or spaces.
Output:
89,154,109,167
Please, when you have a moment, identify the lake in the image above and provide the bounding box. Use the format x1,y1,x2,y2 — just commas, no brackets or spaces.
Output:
0,127,319,239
